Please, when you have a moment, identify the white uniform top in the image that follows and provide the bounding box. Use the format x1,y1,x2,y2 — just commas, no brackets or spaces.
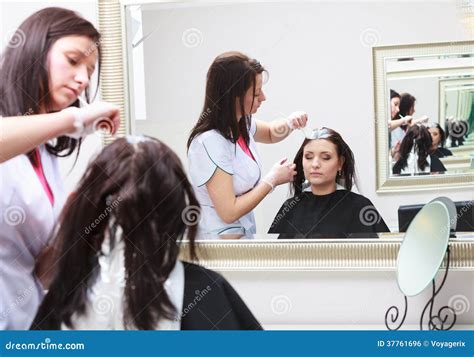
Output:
0,145,66,330
188,118,262,237
390,127,405,148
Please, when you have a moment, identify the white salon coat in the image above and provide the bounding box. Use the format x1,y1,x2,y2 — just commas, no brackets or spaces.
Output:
188,118,262,237
0,145,66,330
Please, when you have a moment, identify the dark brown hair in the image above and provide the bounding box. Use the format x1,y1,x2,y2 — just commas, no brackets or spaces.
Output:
31,137,199,330
292,128,356,195
0,7,101,158
396,125,432,172
399,92,416,118
187,51,265,149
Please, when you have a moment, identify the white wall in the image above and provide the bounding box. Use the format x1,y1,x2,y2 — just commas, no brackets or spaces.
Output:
0,0,102,193
131,0,472,233
221,269,474,329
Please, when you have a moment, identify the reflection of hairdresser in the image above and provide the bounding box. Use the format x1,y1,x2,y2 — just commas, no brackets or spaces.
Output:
390,92,429,160
392,125,446,175
429,123,453,158
187,52,307,237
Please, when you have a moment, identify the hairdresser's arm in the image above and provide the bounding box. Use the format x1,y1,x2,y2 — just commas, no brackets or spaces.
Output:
254,111,308,144
206,160,296,224
0,101,119,163
0,112,76,163
206,169,271,223
388,117,412,131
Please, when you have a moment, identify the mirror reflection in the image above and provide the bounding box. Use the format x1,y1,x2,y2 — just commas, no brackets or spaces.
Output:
123,2,473,240
387,56,473,177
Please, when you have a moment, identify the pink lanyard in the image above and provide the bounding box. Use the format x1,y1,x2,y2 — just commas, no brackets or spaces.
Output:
237,136,255,161
31,148,55,206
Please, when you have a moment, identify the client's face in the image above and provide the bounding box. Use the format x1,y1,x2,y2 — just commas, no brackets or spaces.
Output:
302,139,342,188
429,127,441,147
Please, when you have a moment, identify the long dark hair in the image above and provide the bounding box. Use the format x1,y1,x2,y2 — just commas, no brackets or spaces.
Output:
31,137,199,330
396,125,432,172
399,93,416,118
0,7,101,158
291,128,356,195
187,51,265,149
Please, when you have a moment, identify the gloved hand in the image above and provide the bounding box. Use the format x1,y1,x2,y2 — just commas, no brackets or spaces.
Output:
286,111,308,129
62,101,120,139
261,157,297,191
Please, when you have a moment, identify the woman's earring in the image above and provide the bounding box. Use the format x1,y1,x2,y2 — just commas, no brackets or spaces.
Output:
302,179,310,190
337,169,342,177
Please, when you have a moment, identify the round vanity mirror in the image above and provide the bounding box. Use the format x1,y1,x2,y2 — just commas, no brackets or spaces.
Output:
397,200,451,296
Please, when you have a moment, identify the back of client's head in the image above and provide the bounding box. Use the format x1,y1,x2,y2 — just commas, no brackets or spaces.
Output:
32,136,199,330
397,125,432,171
292,128,355,195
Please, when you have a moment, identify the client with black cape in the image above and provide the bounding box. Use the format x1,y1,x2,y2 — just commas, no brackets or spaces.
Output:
268,128,389,238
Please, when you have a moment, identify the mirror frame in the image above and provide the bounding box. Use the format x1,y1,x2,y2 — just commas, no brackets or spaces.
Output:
96,0,474,270
372,40,474,193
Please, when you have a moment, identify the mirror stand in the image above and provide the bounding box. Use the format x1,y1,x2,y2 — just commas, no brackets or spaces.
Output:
385,246,457,331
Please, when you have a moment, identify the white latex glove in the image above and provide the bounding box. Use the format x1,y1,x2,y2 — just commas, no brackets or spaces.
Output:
261,157,297,191
286,111,308,129
62,101,120,139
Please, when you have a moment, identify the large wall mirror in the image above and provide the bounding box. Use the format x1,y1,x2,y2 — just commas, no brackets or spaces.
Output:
96,0,473,268
373,41,474,192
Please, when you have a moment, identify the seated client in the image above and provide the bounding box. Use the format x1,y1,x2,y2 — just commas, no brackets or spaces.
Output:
268,128,389,238
31,136,261,330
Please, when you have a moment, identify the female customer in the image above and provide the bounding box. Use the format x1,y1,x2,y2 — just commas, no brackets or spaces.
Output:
269,128,389,238
31,137,261,330
392,125,447,175
429,123,453,158
187,51,308,237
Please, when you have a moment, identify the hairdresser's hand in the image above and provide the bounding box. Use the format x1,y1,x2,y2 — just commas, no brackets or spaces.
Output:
413,115,429,125
262,158,297,190
391,140,401,159
62,101,120,139
286,111,308,129
401,115,413,126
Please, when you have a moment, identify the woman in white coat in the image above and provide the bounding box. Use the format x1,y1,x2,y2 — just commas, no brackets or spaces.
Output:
0,7,119,329
187,51,308,237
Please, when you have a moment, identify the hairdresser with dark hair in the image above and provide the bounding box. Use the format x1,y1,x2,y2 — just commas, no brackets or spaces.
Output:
0,7,119,329
187,51,308,237
31,137,261,330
